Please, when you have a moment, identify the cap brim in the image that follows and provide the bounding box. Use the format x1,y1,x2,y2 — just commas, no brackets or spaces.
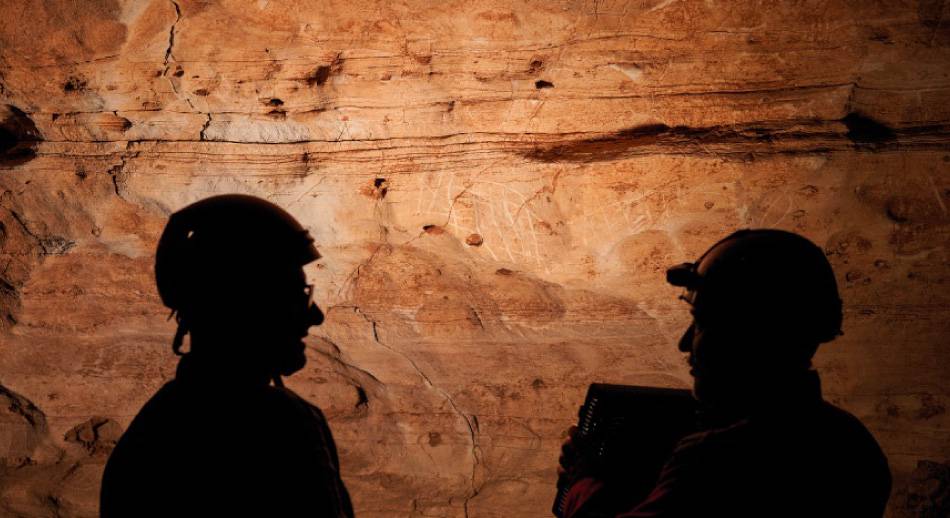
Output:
666,262,700,288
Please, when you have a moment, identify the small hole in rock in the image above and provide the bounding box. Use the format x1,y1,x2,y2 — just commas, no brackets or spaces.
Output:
422,224,444,235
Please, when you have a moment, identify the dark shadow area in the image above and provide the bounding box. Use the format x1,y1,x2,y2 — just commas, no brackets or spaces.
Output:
521,117,950,163
842,112,897,146
0,105,41,167
558,229,892,517
100,195,353,517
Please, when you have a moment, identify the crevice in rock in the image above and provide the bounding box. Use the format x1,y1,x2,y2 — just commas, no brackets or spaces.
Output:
7,210,74,256
160,1,194,110
355,386,369,409
0,105,41,166
108,158,127,199
514,168,563,220
312,331,384,387
519,118,949,163
199,113,212,141
162,1,182,72
348,304,483,517
26,117,950,154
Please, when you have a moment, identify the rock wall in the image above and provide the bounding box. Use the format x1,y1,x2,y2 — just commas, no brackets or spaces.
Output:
1,1,948,516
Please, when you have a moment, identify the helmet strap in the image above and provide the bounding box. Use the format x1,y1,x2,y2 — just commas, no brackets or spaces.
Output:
172,320,189,356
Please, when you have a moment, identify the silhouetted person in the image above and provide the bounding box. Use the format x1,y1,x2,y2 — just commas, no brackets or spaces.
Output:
559,229,891,517
101,195,353,517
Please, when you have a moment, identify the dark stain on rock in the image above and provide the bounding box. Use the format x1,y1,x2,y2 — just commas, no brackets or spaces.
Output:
64,416,122,455
193,88,210,96
359,178,388,199
522,123,671,162
465,233,483,246
38,235,75,256
495,268,514,276
917,394,945,419
845,270,868,284
422,224,444,235
868,30,891,43
307,55,344,87
63,76,87,93
266,109,286,120
267,98,284,106
531,378,545,389
885,197,912,223
891,460,950,517
881,402,895,414
0,275,19,327
0,105,41,166
355,386,369,409
0,384,49,465
519,118,950,163
428,431,442,447
309,65,332,86
917,0,945,31
824,231,872,265
841,112,896,145
528,58,545,74
373,178,388,198
535,79,554,89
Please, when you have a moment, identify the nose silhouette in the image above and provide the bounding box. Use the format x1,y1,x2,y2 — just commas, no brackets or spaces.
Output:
309,303,325,327
678,324,694,354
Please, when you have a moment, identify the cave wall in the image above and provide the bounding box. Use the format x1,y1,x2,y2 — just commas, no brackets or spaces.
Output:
1,1,949,516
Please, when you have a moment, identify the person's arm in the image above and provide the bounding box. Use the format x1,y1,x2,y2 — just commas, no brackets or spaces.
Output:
563,433,709,518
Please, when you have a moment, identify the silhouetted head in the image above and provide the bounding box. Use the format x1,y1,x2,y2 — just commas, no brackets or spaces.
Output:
155,195,324,383
666,229,842,411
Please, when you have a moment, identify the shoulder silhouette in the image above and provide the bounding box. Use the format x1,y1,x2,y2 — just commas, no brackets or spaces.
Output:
101,195,353,517
561,229,891,517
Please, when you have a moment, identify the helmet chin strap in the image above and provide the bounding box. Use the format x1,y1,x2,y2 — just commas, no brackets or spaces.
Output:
171,319,188,356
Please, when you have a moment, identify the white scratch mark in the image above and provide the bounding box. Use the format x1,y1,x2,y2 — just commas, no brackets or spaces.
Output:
608,63,643,81
649,0,679,13
925,172,948,215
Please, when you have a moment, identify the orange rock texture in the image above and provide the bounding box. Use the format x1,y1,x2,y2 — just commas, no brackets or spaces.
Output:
1,1,949,516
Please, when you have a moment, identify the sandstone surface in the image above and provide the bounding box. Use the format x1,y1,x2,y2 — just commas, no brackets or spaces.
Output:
1,1,949,516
